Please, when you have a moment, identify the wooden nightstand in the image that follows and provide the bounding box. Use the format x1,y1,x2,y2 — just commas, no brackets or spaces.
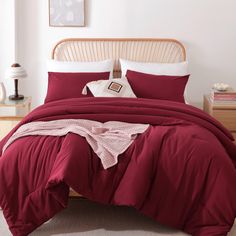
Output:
0,97,32,140
203,94,236,142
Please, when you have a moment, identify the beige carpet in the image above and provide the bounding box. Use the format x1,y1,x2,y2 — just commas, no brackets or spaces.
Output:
0,199,235,236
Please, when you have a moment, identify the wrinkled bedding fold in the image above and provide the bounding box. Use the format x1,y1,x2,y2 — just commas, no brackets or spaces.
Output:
0,97,235,236
2,119,149,169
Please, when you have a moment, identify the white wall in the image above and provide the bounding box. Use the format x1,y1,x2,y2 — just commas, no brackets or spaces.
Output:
2,0,236,108
0,0,16,96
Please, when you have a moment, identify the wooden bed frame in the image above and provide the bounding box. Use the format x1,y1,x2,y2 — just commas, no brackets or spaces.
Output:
51,38,186,197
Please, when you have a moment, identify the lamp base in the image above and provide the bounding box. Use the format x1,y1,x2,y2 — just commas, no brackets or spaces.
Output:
9,95,24,100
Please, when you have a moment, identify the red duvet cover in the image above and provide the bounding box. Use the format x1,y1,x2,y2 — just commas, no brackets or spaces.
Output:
0,97,236,236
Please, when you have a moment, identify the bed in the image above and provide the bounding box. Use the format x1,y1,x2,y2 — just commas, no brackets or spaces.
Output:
0,38,236,236
52,38,186,197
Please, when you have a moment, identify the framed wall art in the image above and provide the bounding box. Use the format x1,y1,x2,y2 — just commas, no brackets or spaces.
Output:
49,0,85,27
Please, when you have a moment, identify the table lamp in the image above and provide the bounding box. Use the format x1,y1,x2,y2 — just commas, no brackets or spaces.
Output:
6,63,27,100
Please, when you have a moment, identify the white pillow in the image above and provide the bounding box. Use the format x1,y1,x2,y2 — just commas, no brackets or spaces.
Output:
120,59,188,77
82,78,136,98
47,59,114,79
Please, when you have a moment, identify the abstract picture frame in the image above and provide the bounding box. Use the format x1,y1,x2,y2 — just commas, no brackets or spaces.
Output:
49,0,85,27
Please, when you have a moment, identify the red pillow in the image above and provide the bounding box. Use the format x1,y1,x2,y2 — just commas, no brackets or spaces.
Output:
45,71,110,103
126,70,189,103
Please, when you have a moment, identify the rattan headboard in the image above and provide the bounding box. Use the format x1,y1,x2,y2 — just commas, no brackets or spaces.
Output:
52,38,186,78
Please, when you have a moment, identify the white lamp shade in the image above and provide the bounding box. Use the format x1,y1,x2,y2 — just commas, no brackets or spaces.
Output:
6,64,27,80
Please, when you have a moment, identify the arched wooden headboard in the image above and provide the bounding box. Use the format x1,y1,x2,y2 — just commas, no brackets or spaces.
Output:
52,38,186,78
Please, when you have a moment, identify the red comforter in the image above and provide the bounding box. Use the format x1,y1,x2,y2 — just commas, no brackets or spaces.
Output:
0,97,236,236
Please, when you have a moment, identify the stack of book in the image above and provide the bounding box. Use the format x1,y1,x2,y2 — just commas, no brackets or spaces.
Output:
210,88,236,104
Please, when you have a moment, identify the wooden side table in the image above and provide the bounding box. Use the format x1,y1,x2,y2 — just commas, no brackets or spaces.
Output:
0,97,32,140
203,94,236,142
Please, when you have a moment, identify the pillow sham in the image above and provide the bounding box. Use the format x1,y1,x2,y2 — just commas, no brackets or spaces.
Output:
120,59,188,77
126,70,189,103
47,59,114,79
82,77,136,98
45,71,110,103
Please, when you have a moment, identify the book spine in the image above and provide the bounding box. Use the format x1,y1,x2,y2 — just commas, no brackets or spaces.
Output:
211,94,236,100
210,97,236,104
211,97,236,101
211,89,236,96
213,98,236,101
213,94,236,97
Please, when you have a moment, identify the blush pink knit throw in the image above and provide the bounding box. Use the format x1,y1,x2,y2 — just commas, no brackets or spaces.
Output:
3,119,149,169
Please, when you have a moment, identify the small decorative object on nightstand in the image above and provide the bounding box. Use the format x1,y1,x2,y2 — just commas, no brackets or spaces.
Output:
0,97,31,140
212,83,229,92
5,63,27,100
203,94,236,143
